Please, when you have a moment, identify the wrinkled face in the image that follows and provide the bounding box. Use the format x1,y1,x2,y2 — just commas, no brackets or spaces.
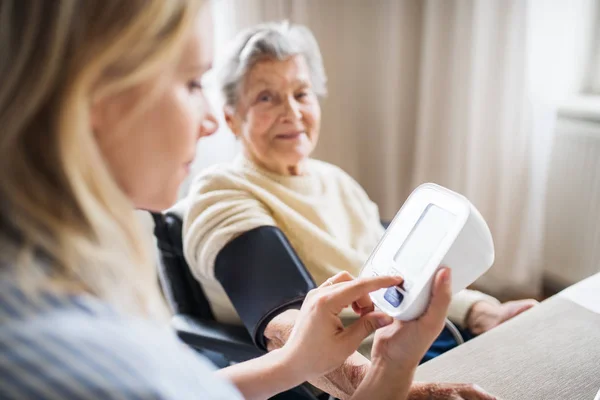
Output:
92,4,217,211
226,55,321,176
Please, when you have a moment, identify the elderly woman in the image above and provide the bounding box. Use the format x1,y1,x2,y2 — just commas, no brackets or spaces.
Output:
184,21,534,398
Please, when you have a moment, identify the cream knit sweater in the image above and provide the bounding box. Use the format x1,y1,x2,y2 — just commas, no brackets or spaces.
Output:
183,156,499,329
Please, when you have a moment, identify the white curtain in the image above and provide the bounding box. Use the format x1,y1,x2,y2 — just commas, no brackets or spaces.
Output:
201,0,594,298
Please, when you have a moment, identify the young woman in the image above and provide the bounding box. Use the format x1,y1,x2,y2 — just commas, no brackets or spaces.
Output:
0,1,479,400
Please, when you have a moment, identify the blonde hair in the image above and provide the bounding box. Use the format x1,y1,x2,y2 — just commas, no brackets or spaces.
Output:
0,0,202,317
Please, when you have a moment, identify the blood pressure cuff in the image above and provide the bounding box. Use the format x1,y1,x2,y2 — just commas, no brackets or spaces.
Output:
214,226,316,350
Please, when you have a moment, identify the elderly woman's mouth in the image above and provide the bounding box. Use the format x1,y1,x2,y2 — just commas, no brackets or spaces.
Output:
275,131,305,140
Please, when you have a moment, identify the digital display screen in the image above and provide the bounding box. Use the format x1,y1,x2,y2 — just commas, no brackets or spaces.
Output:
392,204,456,276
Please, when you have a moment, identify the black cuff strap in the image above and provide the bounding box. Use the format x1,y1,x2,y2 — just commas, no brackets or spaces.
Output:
214,226,316,350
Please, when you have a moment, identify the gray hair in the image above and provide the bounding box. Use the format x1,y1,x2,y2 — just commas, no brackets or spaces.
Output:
212,21,327,109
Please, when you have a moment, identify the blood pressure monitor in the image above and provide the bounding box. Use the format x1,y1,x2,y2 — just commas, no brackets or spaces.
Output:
360,183,495,320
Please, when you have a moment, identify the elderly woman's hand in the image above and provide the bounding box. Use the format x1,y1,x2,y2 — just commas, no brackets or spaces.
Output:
279,272,401,382
408,382,500,400
466,299,538,335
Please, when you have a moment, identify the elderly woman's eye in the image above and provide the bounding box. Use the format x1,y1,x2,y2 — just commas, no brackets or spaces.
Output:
257,92,273,102
296,92,308,99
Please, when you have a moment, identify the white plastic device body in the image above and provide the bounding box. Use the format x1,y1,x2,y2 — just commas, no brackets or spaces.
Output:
359,183,495,320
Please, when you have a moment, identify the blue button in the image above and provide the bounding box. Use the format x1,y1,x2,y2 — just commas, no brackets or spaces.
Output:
383,287,404,307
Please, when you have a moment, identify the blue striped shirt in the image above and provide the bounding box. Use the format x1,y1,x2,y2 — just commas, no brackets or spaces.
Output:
0,280,243,400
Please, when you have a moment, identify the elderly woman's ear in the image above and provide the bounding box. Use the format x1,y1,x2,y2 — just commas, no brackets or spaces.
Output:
224,105,240,137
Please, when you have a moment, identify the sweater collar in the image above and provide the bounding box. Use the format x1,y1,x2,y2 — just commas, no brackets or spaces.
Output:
234,155,322,195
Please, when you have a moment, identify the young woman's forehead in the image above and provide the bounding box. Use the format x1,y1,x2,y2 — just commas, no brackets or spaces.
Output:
181,3,214,72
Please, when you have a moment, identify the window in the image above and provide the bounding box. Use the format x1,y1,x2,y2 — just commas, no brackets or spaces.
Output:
584,0,600,94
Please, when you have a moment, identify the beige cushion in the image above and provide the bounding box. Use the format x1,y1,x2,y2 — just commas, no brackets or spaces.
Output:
415,296,600,400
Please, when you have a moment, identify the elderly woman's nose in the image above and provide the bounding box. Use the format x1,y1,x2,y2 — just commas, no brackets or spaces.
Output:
281,96,302,121
200,112,219,138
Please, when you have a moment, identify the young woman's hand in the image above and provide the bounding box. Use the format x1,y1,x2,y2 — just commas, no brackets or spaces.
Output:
349,268,456,400
370,268,452,373
279,271,401,382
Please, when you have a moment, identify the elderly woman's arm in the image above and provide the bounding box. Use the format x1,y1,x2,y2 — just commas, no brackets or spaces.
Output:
182,172,373,397
263,309,498,400
265,271,499,400
264,309,370,398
